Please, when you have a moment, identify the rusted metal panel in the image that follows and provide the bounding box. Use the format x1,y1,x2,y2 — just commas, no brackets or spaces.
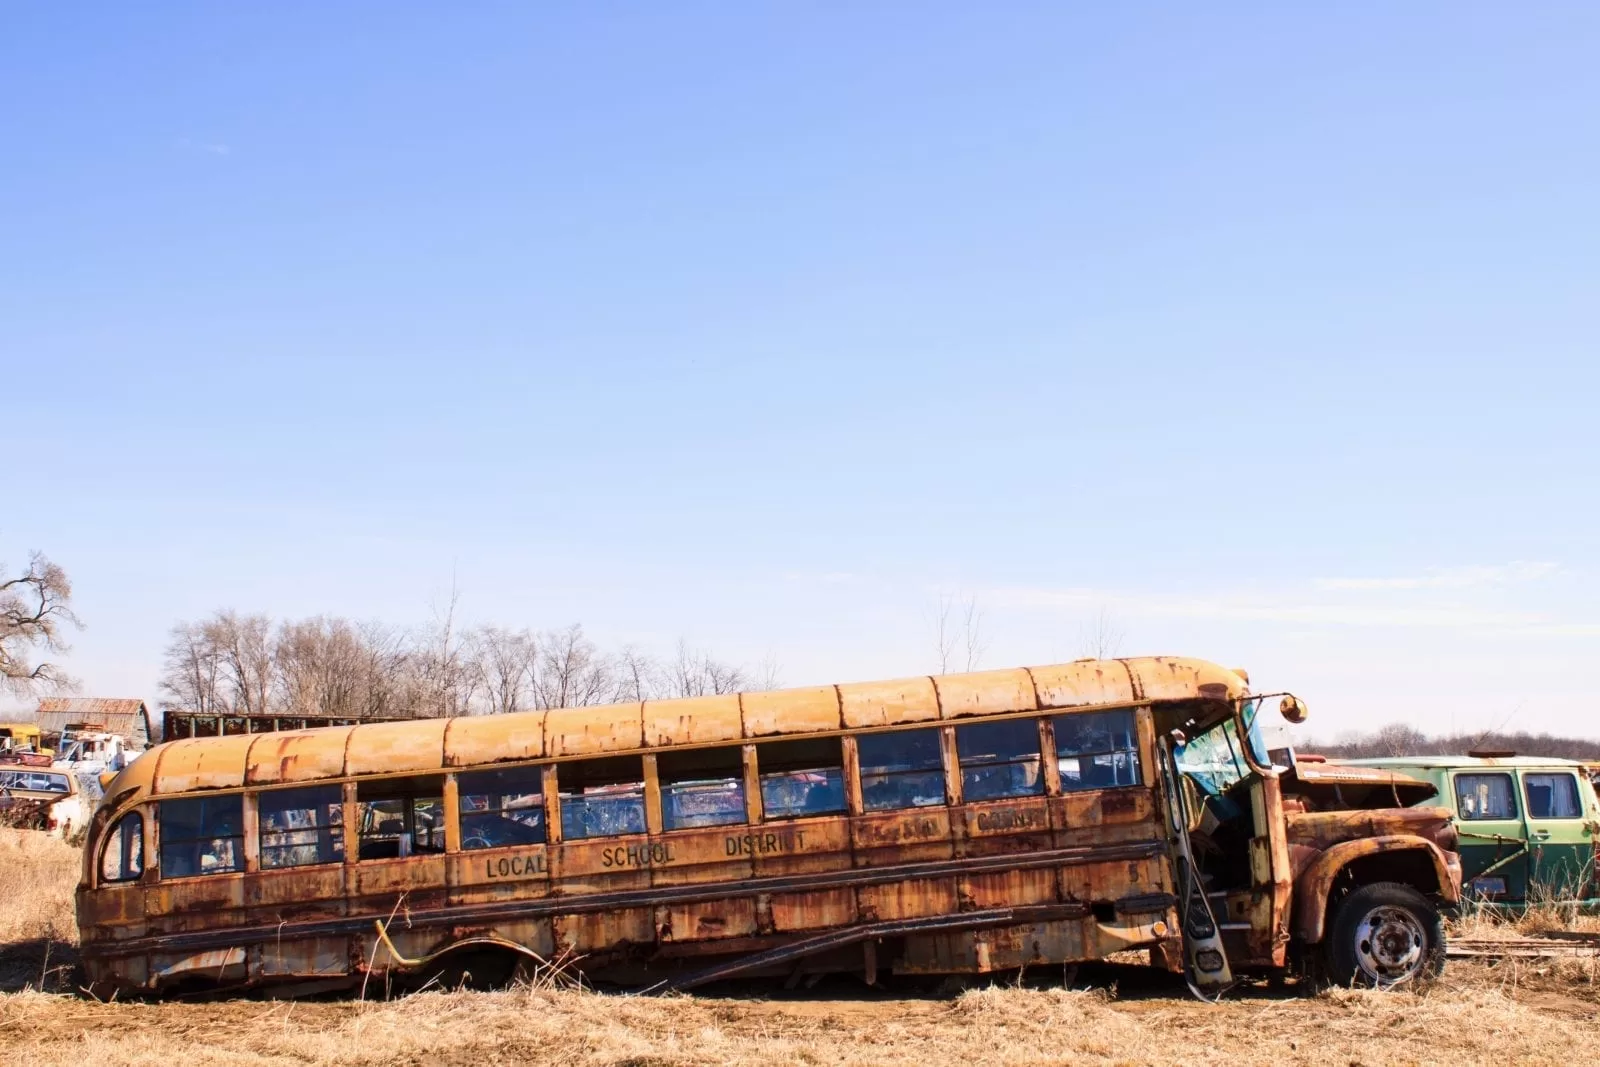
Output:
442,711,546,767
1027,661,1136,709
553,907,653,955
242,730,352,787
934,669,1038,720
151,945,246,983
649,826,754,888
1129,657,1249,704
245,866,346,917
76,882,146,940
343,719,448,777
152,735,254,794
656,896,759,942
857,875,959,921
448,845,552,906
1058,854,1167,906
953,796,1054,858
145,874,247,933
838,676,940,729
767,887,857,932
851,808,955,867
960,868,1057,910
1291,835,1460,942
545,702,643,758
643,694,743,747
1050,789,1160,849
550,835,656,896
749,816,851,877
257,936,349,977
347,856,448,912
483,918,556,959
739,686,840,737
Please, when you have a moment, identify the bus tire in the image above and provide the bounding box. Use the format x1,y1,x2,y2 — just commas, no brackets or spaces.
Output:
1324,881,1444,988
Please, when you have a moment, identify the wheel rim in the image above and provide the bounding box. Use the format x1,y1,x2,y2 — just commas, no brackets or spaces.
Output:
1352,904,1428,985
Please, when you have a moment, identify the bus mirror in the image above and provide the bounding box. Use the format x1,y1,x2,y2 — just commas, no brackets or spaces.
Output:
1278,696,1308,724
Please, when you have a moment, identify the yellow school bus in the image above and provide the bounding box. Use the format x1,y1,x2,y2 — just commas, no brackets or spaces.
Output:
77,657,1460,996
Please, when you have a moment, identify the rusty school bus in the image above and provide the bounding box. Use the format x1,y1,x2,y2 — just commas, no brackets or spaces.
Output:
77,657,1461,996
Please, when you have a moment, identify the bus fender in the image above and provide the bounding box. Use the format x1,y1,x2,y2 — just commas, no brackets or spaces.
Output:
1292,836,1458,944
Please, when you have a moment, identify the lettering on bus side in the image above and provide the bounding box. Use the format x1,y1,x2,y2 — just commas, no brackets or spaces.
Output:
598,842,677,869
484,853,550,880
974,807,1046,833
724,829,808,857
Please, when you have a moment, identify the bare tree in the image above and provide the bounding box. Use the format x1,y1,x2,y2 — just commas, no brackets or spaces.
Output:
206,611,274,717
0,552,80,695
159,621,223,715
664,639,751,698
610,645,660,704
930,593,986,674
1078,605,1124,660
468,626,539,715
533,624,613,709
156,604,777,719
407,583,477,717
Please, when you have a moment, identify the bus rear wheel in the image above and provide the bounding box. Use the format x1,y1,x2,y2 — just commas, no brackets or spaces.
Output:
1325,882,1444,988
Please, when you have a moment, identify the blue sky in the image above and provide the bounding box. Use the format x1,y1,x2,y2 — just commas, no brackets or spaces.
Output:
3,5,1597,738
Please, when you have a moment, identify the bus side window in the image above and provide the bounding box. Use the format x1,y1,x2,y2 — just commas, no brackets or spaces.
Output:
356,776,445,860
757,737,846,820
857,728,946,812
558,756,646,840
259,785,344,868
459,765,547,850
957,719,1045,801
1053,710,1141,792
159,795,244,878
658,747,746,831
100,811,144,883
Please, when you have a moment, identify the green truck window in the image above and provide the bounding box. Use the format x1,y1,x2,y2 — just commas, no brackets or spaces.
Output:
1454,773,1517,820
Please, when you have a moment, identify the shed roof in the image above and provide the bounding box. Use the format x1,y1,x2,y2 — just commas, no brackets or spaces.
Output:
33,698,153,742
101,656,1247,803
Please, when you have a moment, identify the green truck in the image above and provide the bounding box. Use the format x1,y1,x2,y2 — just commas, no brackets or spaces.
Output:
1335,754,1600,908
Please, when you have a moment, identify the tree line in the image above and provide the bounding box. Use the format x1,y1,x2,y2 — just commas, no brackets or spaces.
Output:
1311,723,1600,761
160,608,778,720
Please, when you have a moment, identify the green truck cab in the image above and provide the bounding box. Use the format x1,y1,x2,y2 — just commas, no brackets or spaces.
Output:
1335,755,1600,908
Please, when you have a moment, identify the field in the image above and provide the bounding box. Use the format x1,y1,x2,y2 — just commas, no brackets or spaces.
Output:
3,830,1597,1067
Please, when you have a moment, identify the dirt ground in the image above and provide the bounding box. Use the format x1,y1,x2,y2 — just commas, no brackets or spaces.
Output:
3,830,1597,1067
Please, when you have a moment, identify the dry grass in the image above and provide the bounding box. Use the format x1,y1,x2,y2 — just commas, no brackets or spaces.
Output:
0,828,1595,1066
0,973,1595,1067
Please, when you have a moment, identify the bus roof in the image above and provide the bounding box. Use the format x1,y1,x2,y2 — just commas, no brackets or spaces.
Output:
99,656,1248,805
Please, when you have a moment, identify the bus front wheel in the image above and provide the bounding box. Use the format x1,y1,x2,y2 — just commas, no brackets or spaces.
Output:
1325,881,1445,988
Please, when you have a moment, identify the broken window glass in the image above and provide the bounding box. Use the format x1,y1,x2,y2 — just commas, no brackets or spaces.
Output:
558,756,646,840
659,747,747,831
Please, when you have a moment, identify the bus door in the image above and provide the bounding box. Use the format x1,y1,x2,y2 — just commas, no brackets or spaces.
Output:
1449,769,1528,904
1518,768,1600,902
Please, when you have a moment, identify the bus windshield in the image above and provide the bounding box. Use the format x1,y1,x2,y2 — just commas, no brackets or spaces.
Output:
1175,699,1276,797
